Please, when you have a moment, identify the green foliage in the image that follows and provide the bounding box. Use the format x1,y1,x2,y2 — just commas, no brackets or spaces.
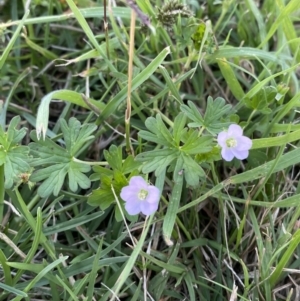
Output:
191,20,218,54
29,118,96,197
180,97,233,135
88,170,127,217
191,22,206,50
0,116,31,188
244,86,277,114
136,113,212,186
2,0,300,300
88,145,140,221
195,145,221,163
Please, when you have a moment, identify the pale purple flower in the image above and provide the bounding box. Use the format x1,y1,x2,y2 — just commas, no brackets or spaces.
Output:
217,124,252,162
120,176,160,216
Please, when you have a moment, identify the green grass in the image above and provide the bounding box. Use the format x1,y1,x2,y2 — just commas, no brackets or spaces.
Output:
1,0,300,300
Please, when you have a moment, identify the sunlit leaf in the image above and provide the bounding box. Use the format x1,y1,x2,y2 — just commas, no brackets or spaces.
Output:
191,22,206,51
136,114,212,186
180,97,233,135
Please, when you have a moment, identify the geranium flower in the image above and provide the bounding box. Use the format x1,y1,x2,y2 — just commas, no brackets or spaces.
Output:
120,176,160,216
217,124,252,161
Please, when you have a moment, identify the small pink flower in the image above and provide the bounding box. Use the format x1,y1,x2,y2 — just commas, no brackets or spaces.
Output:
217,124,252,162
120,176,160,216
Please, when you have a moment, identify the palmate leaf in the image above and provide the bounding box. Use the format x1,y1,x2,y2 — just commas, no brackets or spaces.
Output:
88,171,127,210
137,149,179,176
60,118,97,156
0,116,31,188
29,117,96,197
88,145,141,217
181,130,212,154
180,97,232,135
139,115,175,147
88,145,140,221
103,144,123,171
88,170,137,222
88,175,115,210
136,113,213,186
90,145,140,179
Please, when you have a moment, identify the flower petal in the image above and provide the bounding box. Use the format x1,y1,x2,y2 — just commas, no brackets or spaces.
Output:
232,149,249,160
125,200,141,215
217,131,228,147
121,176,161,216
129,176,148,189
120,186,139,202
221,148,234,161
145,186,160,204
228,124,243,136
140,201,158,215
236,136,252,151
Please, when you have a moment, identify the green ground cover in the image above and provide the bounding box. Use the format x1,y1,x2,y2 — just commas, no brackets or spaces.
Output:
1,0,300,300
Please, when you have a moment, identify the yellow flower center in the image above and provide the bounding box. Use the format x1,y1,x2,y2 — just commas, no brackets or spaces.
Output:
138,189,148,200
226,137,237,148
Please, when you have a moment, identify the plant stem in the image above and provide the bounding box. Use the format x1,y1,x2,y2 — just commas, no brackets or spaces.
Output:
125,9,136,155
103,0,111,84
103,0,109,60
72,157,112,166
0,165,4,225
